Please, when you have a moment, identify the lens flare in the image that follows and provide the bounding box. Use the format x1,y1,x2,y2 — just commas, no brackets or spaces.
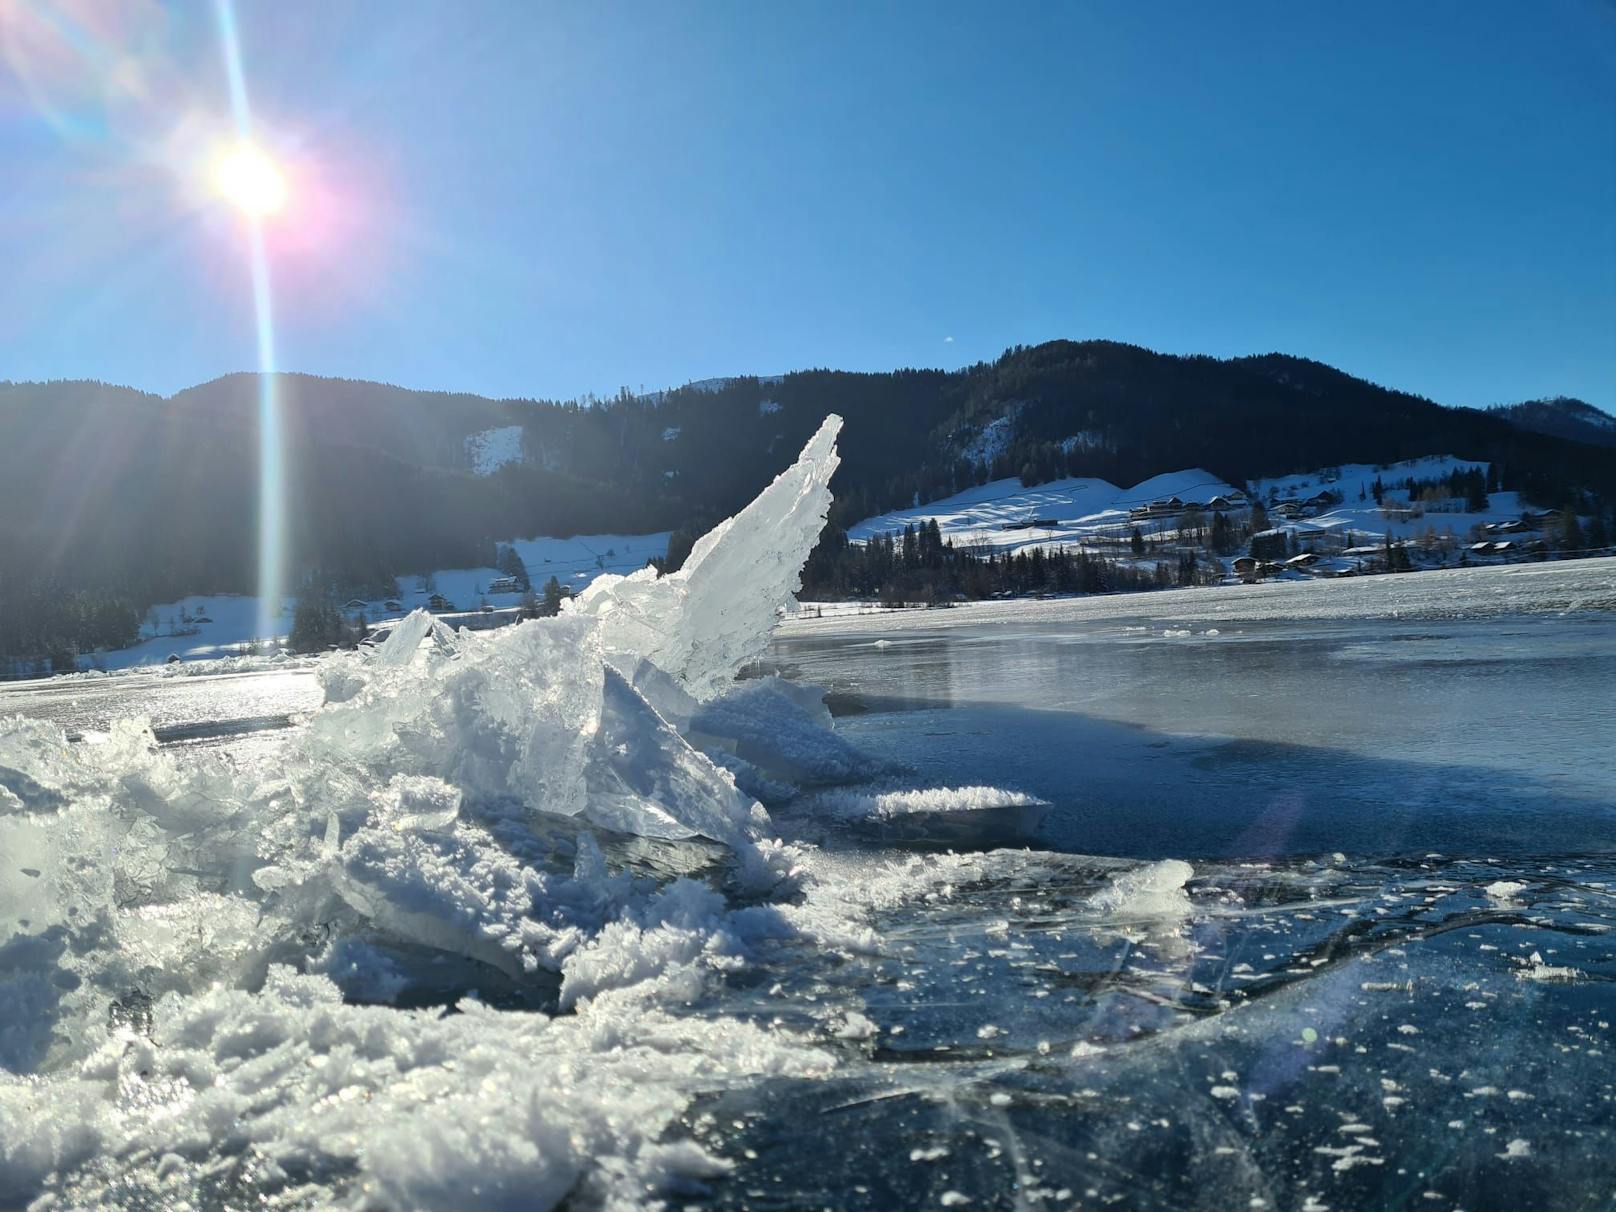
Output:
213,143,286,216
212,0,285,649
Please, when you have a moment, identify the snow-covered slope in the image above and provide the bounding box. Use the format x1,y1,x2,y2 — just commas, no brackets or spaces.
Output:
87,595,297,670
80,533,671,671
1248,456,1533,548
463,426,525,475
849,469,1239,557
401,532,672,612
849,455,1543,562
1248,455,1483,506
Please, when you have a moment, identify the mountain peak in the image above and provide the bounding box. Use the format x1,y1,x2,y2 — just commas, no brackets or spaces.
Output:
1489,397,1616,448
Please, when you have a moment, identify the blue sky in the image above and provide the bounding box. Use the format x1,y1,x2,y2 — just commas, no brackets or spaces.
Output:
2,1,1613,410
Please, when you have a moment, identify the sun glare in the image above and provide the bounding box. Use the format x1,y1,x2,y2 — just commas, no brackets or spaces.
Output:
213,143,287,217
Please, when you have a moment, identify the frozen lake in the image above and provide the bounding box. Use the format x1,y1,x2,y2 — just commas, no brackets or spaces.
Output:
2,556,1612,1210
771,563,1616,859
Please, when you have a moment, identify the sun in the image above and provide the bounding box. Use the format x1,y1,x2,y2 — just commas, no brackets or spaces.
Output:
213,143,287,217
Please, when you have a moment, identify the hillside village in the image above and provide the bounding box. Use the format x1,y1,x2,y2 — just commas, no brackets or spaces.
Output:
831,454,1609,602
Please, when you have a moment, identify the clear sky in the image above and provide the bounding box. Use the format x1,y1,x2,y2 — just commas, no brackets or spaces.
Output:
2,1,1613,410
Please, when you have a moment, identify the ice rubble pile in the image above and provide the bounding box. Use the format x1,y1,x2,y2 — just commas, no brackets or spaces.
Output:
0,413,1176,1209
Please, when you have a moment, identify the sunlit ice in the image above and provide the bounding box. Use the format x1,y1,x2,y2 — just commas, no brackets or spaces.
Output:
213,141,287,217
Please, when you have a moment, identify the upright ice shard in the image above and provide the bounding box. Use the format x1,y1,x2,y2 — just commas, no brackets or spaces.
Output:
572,414,843,703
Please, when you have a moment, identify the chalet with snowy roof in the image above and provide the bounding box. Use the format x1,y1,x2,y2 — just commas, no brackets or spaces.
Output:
1128,496,1186,520
1232,555,1259,582
427,594,454,612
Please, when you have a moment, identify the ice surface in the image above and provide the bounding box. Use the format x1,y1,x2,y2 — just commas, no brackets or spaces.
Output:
4,416,1610,1209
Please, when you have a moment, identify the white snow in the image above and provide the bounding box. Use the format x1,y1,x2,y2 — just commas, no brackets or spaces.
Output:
463,425,526,475
848,468,1238,559
758,398,782,415
410,532,672,612
1243,457,1536,552
1059,430,1106,454
962,414,1019,467
849,451,1568,573
1248,455,1484,507
69,533,673,674
76,593,297,672
662,425,681,442
807,784,1046,821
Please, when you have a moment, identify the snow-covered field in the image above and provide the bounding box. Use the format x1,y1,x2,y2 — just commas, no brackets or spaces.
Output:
849,468,1241,557
850,454,1545,565
2,424,1611,1210
81,532,670,673
90,593,297,671
391,531,670,613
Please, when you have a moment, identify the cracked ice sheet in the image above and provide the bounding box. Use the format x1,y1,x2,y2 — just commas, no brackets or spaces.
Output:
656,855,1615,1211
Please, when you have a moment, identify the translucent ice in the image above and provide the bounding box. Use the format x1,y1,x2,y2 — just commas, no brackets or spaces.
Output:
572,415,842,702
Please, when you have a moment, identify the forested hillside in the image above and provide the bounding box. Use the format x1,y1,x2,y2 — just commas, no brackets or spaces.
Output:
3,341,1613,664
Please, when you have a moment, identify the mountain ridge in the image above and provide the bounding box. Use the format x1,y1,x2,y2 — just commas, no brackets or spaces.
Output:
3,340,1613,661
